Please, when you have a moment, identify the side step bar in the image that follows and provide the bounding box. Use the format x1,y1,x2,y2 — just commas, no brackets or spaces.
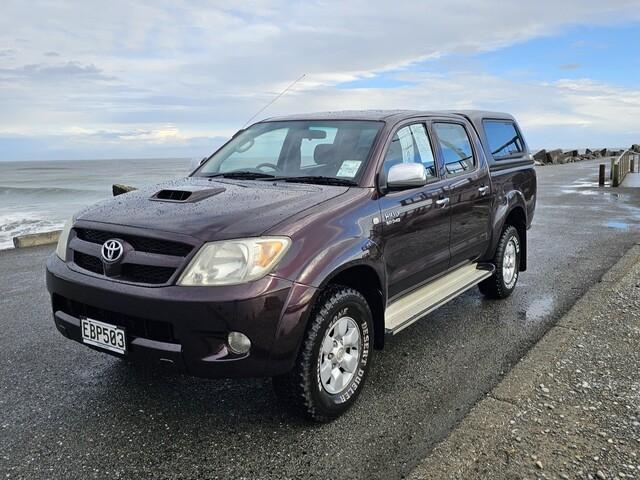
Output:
385,263,494,335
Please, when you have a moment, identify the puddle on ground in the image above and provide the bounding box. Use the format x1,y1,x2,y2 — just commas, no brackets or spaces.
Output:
560,188,621,198
605,220,631,231
518,295,554,324
567,180,601,188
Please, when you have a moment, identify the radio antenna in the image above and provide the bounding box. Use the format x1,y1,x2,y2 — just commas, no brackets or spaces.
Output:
196,74,307,169
242,73,306,128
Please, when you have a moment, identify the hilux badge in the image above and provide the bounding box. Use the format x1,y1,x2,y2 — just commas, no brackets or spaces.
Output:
101,239,124,263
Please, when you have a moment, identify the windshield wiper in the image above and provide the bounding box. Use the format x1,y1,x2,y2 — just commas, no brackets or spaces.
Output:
281,176,358,186
203,172,357,186
204,171,277,180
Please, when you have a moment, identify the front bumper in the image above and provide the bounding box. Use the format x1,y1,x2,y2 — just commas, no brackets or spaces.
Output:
46,254,317,378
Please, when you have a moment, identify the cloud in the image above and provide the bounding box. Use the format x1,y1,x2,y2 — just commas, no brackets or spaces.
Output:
66,125,209,144
0,61,113,81
0,126,227,161
1,0,640,158
244,71,640,148
559,63,582,70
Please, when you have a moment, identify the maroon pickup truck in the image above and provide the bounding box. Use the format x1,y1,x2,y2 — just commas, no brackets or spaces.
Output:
46,110,536,421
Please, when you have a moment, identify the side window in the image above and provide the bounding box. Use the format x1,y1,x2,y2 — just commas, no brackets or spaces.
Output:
483,120,524,158
300,127,338,167
433,123,475,175
382,124,437,179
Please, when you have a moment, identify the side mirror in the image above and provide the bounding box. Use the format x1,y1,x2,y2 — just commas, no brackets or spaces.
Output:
386,163,427,190
190,157,207,172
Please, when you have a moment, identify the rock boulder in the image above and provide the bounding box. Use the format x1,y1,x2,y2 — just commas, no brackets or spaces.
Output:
545,149,564,164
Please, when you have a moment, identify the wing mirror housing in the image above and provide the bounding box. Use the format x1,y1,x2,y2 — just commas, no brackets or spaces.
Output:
189,156,209,175
386,163,427,190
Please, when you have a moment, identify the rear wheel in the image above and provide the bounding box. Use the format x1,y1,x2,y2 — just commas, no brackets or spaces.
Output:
479,225,521,299
273,286,373,422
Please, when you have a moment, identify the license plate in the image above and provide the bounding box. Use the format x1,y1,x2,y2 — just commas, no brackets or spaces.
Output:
81,317,126,354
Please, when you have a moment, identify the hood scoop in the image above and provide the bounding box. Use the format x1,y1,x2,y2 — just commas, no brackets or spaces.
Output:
150,186,226,203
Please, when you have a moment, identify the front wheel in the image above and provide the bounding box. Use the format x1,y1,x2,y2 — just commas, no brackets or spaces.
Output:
479,225,521,299
273,286,373,422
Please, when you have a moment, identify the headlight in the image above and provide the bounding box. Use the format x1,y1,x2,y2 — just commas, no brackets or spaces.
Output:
55,216,74,262
178,237,291,286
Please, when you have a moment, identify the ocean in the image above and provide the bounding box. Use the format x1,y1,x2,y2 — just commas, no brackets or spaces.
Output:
0,158,193,250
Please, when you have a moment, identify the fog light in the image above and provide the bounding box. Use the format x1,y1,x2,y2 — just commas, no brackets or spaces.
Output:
227,331,251,355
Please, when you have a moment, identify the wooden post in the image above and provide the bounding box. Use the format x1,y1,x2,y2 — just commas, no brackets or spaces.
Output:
612,163,620,187
610,157,615,179
624,154,629,176
599,164,606,186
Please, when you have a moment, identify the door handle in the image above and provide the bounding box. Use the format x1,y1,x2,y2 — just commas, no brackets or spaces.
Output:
478,186,490,196
435,197,450,208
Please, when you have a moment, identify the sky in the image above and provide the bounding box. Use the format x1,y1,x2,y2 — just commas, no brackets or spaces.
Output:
1,0,640,161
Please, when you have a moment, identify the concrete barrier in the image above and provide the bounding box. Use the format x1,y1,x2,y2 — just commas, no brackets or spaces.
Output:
112,184,137,196
13,230,62,248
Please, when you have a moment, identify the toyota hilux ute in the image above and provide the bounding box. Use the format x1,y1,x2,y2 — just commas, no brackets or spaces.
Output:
46,110,536,422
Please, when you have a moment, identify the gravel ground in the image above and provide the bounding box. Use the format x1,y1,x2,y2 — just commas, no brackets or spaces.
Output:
410,245,640,480
1,159,640,479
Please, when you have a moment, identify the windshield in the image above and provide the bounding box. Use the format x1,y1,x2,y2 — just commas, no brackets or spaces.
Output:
196,120,383,183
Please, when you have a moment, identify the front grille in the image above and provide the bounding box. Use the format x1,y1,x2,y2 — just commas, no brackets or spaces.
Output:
74,251,103,274
73,249,176,284
122,264,176,284
70,228,195,285
76,228,193,257
53,294,175,343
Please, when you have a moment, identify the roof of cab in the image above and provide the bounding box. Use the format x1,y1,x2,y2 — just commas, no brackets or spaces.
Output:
262,109,515,124
262,110,447,123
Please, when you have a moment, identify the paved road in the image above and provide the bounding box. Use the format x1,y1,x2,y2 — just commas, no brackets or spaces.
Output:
2,159,640,479
410,245,640,479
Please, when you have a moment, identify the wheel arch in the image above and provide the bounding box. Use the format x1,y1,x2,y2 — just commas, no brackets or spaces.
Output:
501,205,528,271
485,189,528,272
319,262,386,350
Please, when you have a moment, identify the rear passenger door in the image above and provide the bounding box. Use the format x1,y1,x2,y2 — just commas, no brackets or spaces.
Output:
431,121,492,266
378,122,450,299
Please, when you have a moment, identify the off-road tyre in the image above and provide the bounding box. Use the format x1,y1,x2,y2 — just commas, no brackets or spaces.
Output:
272,285,373,422
479,225,521,299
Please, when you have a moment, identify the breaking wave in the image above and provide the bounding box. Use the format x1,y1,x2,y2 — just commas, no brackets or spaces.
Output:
0,157,192,251
0,185,99,197
0,213,65,250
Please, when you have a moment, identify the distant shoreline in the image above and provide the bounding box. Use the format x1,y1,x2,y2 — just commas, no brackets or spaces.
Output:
0,148,630,164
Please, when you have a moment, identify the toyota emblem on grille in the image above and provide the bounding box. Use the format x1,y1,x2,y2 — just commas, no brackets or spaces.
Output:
101,239,124,263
